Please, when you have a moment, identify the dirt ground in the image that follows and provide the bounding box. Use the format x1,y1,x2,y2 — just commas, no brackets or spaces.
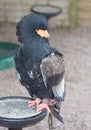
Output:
0,23,91,130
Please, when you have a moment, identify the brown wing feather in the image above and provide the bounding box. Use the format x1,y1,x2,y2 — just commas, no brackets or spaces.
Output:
40,53,65,88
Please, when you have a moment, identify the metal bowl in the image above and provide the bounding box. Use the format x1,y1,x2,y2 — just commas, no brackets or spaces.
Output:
31,4,62,20
0,96,47,128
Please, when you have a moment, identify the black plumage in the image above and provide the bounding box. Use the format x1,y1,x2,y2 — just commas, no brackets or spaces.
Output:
14,13,66,125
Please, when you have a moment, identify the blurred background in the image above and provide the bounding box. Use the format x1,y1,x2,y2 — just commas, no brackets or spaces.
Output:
0,0,91,27
0,0,91,130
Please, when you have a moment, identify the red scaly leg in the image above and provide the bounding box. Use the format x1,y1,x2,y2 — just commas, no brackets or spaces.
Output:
28,98,41,107
36,99,56,113
37,102,51,112
28,98,56,113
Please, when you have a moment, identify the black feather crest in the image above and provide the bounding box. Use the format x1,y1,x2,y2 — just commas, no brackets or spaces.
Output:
16,13,48,43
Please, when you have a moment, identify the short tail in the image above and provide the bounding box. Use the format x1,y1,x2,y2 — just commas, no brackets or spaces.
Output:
50,104,64,123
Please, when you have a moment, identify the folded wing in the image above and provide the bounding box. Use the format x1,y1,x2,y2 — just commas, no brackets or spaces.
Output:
40,52,66,102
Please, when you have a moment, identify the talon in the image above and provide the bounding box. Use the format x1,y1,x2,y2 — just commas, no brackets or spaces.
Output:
28,98,41,107
37,103,51,113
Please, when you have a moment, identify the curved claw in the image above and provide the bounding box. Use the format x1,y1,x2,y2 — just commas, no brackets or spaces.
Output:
28,98,41,107
37,103,51,113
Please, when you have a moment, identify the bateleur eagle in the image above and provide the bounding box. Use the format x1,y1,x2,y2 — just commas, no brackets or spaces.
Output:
14,13,66,126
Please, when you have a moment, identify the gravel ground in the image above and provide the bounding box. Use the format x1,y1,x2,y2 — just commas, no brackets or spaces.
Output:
0,23,91,130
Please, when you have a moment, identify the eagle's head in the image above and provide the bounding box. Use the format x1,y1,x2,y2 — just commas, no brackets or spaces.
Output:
16,13,49,43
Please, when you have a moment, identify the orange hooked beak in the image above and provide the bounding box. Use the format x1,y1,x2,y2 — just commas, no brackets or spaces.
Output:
36,29,50,39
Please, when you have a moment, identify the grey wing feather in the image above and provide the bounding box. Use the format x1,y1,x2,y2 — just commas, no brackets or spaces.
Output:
40,52,66,102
